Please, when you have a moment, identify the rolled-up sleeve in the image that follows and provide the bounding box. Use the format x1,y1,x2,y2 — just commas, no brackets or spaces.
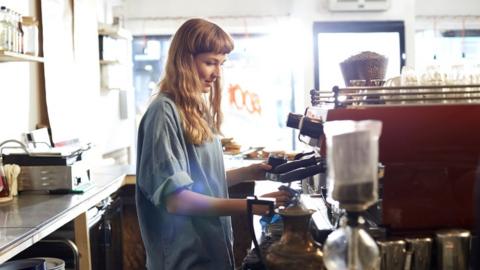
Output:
136,99,193,207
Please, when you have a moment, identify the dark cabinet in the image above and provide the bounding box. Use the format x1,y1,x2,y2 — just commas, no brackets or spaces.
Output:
90,196,123,270
116,184,146,270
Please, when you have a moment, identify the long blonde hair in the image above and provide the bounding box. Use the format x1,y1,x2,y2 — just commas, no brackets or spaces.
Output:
158,18,234,145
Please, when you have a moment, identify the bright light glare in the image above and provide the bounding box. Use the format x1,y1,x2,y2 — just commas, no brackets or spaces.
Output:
148,81,156,89
266,19,308,68
144,40,161,59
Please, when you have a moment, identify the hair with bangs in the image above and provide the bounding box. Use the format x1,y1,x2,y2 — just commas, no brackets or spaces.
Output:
157,18,234,145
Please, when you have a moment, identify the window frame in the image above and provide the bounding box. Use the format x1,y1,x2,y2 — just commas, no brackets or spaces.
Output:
313,21,406,90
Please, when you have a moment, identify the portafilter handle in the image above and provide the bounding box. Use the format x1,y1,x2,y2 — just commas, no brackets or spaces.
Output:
269,156,318,174
246,196,275,269
266,155,287,170
265,157,326,183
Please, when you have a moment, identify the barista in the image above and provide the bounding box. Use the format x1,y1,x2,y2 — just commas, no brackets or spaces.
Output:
135,18,292,270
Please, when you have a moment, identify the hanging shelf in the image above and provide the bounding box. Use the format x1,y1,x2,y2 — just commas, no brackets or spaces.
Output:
0,50,44,63
100,60,121,65
98,23,132,40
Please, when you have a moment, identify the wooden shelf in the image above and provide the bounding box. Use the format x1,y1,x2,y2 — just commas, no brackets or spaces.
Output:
101,86,134,91
0,50,44,63
98,23,132,40
100,59,121,65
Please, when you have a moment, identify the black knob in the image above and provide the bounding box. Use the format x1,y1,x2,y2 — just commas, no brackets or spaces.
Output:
267,155,287,170
301,117,324,138
286,113,303,129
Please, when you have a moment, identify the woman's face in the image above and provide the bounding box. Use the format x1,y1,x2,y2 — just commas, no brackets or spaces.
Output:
194,52,227,93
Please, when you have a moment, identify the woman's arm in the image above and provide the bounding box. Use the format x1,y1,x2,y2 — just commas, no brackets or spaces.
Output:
226,163,272,187
225,166,249,187
165,189,290,216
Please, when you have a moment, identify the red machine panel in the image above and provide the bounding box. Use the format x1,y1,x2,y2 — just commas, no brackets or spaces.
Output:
326,104,480,231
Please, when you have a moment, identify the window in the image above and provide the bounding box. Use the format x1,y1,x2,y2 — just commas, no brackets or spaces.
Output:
313,21,406,90
132,36,171,126
222,34,296,150
414,16,480,85
132,33,298,151
415,29,480,71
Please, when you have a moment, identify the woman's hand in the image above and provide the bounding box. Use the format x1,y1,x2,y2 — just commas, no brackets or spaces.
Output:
251,190,293,215
226,162,272,186
260,190,292,207
244,162,272,180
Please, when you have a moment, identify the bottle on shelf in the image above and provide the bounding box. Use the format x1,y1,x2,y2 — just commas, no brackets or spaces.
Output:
6,8,16,52
15,11,23,53
0,6,9,50
21,16,38,56
0,7,24,54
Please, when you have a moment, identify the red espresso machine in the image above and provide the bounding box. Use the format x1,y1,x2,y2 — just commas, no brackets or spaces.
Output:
313,84,480,234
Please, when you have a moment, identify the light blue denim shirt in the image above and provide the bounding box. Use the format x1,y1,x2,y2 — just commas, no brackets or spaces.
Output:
136,93,234,270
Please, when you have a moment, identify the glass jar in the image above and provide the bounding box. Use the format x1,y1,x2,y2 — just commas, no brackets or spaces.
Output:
21,16,38,56
323,120,382,212
323,214,380,270
0,6,8,50
6,8,16,52
0,162,10,199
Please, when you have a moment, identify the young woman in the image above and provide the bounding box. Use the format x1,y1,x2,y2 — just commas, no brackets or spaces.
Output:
136,18,292,270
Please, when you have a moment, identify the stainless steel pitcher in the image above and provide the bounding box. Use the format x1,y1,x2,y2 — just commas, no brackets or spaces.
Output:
435,229,471,270
377,239,406,270
405,237,432,270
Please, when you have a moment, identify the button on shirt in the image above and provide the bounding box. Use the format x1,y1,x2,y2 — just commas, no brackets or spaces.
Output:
136,94,234,270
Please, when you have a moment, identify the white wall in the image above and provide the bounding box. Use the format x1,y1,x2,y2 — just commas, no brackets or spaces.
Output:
416,0,480,16
415,0,480,31
121,0,292,34
0,0,41,144
123,0,292,19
